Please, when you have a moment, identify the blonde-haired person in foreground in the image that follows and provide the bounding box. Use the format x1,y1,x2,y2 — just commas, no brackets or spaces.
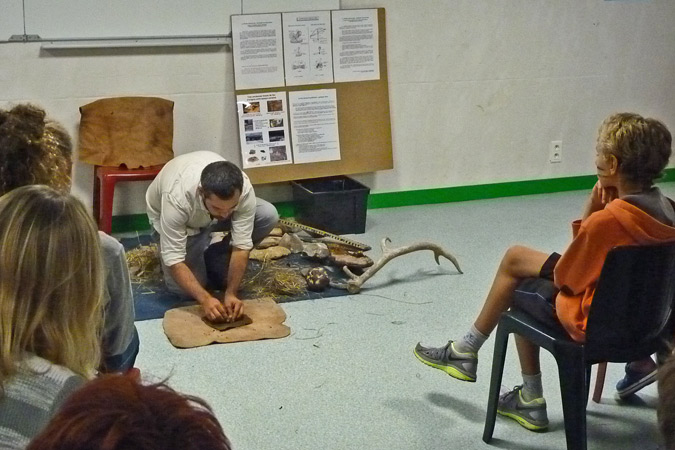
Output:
0,103,138,374
0,185,103,449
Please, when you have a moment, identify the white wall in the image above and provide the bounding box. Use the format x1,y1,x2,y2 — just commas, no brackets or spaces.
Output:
2,0,675,216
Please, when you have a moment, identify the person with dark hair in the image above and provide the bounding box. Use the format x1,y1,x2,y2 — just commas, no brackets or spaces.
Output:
0,103,139,374
146,151,278,322
414,112,675,432
26,374,232,450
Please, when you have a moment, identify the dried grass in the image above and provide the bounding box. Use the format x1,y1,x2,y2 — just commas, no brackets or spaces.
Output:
126,243,162,283
242,260,306,299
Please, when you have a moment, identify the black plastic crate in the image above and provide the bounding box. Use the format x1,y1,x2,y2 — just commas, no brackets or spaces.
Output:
291,176,370,235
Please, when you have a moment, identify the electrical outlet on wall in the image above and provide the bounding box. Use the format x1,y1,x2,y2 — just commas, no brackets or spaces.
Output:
549,140,562,163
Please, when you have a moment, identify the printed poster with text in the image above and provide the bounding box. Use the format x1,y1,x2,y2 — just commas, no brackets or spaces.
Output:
237,92,292,169
331,9,379,82
289,89,340,164
282,11,334,86
232,14,285,90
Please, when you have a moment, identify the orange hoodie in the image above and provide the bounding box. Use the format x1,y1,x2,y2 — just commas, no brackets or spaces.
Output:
553,199,675,342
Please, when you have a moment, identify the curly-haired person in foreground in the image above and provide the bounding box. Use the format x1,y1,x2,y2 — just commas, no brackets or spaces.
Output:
27,374,232,450
0,103,139,374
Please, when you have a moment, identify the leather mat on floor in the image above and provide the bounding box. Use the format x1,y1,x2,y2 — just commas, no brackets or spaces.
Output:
162,298,290,348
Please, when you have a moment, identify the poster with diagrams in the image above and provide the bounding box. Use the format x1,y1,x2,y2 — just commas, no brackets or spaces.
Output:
232,14,285,90
237,92,292,168
232,8,391,184
282,11,334,86
288,89,340,164
331,9,379,82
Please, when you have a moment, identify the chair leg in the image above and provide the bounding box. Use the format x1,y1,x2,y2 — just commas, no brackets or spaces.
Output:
93,167,101,227
592,362,607,403
557,351,588,450
99,175,116,235
483,323,510,443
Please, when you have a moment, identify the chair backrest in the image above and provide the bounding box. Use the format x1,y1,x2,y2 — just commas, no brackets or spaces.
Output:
78,97,174,169
585,242,675,363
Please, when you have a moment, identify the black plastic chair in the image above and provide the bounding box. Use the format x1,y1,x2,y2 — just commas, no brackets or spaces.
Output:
482,243,675,450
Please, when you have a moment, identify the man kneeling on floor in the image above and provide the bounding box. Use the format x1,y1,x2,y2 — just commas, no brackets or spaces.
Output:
146,151,278,322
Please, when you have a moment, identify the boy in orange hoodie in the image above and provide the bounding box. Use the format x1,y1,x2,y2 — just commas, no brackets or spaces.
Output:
414,112,675,431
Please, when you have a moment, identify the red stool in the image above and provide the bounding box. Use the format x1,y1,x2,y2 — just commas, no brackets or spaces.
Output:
93,164,164,234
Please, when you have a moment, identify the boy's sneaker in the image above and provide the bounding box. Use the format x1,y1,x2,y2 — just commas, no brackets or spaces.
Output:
616,363,658,399
497,385,549,431
413,341,477,382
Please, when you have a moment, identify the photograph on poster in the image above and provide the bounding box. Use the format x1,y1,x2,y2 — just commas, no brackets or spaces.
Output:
237,91,292,169
269,130,285,142
268,100,283,112
243,102,260,114
245,132,263,143
270,145,288,162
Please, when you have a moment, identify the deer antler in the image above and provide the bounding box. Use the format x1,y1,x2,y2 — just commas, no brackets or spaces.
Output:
331,238,463,294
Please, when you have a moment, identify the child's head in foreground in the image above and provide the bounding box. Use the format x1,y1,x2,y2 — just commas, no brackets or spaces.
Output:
26,374,232,450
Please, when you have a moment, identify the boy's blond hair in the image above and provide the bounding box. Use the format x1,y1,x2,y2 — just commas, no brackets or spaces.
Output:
596,113,672,188
0,185,103,385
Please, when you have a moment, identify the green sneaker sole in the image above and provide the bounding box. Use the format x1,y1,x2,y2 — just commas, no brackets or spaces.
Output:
497,409,548,432
413,348,476,382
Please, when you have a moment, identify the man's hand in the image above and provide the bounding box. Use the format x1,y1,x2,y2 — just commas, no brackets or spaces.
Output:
223,292,244,321
201,296,228,322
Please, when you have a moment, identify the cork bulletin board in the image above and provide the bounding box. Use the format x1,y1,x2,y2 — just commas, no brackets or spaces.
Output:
234,8,392,185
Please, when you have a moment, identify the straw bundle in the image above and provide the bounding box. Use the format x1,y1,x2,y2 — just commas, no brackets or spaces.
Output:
242,260,306,299
126,243,162,283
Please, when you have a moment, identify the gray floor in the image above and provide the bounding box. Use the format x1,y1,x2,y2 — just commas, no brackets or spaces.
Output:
133,184,675,450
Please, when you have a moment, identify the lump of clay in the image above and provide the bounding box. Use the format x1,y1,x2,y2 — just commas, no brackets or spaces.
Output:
329,253,374,269
202,314,253,331
249,246,291,261
301,243,330,260
278,233,304,253
269,227,284,237
256,236,282,249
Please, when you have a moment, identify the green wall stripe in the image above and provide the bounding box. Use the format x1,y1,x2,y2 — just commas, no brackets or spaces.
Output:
110,168,675,233
111,214,151,234
367,174,598,209
274,201,295,218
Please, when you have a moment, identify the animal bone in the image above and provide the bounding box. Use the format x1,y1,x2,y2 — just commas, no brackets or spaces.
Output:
331,238,463,294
